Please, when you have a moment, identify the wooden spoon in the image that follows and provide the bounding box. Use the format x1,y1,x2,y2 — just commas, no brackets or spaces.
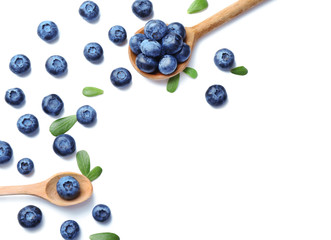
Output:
129,0,266,80
0,172,93,207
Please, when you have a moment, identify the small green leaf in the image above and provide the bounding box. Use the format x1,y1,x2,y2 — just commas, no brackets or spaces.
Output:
83,87,104,97
230,66,248,76
187,0,208,14
49,115,77,136
87,166,102,182
90,232,120,240
167,74,180,93
183,67,198,79
76,150,90,176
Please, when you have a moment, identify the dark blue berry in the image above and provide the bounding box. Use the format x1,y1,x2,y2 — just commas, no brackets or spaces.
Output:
84,42,103,62
168,22,186,39
92,204,111,222
79,1,99,22
60,220,80,240
9,54,31,75
110,67,132,88
162,32,183,55
37,20,58,42
132,0,153,19
140,39,161,58
144,19,168,41
17,205,42,228
76,105,97,125
135,53,158,73
174,43,191,63
42,94,64,116
45,55,67,76
53,134,76,156
158,55,177,75
205,85,228,107
129,33,147,55
17,114,39,134
57,176,80,200
5,88,25,106
17,158,34,175
108,25,127,45
214,48,235,70
0,141,13,164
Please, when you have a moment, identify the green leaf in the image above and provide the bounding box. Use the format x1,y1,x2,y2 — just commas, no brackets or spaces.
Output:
83,87,104,97
49,115,77,136
76,150,90,176
230,66,248,76
167,74,180,93
86,166,102,182
187,0,208,14
90,233,120,240
183,67,198,79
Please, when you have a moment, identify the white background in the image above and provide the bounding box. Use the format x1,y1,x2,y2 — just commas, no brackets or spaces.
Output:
0,0,331,239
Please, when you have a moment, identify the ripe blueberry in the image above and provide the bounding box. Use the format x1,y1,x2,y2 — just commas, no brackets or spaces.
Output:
135,53,158,73
129,33,147,55
37,20,59,42
110,67,132,88
205,84,228,107
144,19,168,41
17,205,42,228
9,54,31,75
162,32,183,55
108,25,127,45
168,22,186,39
0,141,13,164
17,114,39,134
17,158,34,175
174,43,191,63
76,105,97,125
84,42,103,62
214,48,235,70
45,55,68,76
92,204,111,222
42,94,64,116
60,220,80,240
132,0,153,19
158,55,177,75
5,88,25,106
140,39,161,58
79,1,99,22
57,176,80,200
53,134,76,156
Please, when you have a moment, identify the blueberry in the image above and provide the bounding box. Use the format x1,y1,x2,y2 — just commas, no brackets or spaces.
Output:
57,176,80,200
9,54,31,75
17,158,34,175
214,48,235,70
92,204,111,222
108,25,127,45
168,22,186,39
135,53,158,73
110,67,132,88
79,1,99,22
45,55,67,76
205,84,228,107
140,39,161,58
42,94,64,116
162,32,183,55
129,33,147,55
132,0,153,19
5,87,25,106
37,20,58,42
53,134,76,156
84,42,103,62
158,55,177,75
0,141,13,164
144,19,168,41
76,105,97,125
17,114,39,134
174,43,191,63
17,205,42,228
60,220,80,240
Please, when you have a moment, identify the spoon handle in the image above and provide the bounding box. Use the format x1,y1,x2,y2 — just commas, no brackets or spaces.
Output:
192,0,266,40
0,183,44,197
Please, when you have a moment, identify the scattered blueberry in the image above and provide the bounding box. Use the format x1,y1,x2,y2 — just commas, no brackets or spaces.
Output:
140,39,162,57
108,25,127,45
158,55,177,75
0,141,13,164
168,22,186,39
17,114,39,134
110,67,132,88
79,1,99,22
214,48,235,70
83,42,103,62
45,55,68,76
144,19,168,41
76,105,97,125
132,0,153,19
9,54,31,75
135,53,158,73
92,204,111,222
174,43,191,63
162,32,183,55
205,84,228,107
17,158,34,175
37,20,59,42
53,134,76,156
129,33,147,55
42,94,64,116
56,176,80,200
17,205,42,228
5,88,25,106
60,220,80,240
